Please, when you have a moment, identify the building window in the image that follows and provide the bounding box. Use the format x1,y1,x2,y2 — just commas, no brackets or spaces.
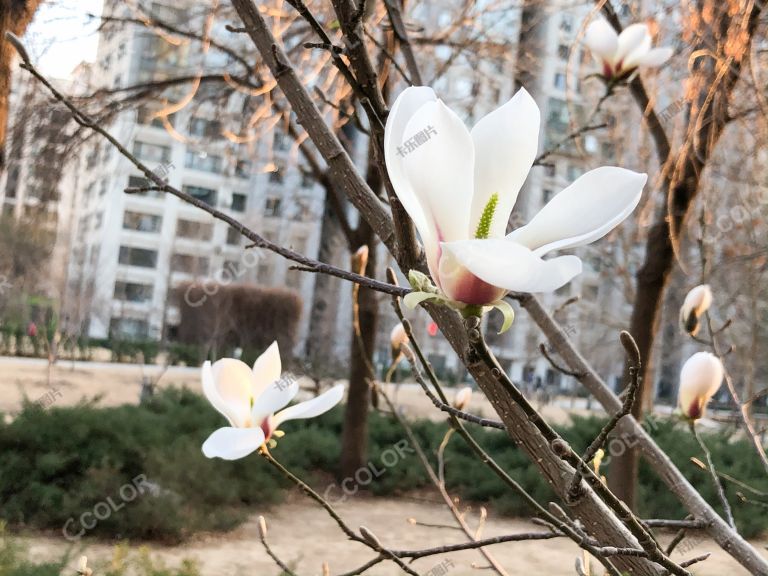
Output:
226,227,241,246
182,185,217,206
231,193,247,212
184,151,222,173
114,281,153,303
171,253,210,275
110,317,149,339
235,160,251,179
264,196,282,217
189,117,222,138
557,44,569,60
123,211,162,233
554,72,567,91
567,165,583,181
273,131,289,151
269,167,284,184
133,141,171,163
176,219,213,241
301,173,314,188
118,246,158,268
542,189,554,204
127,175,162,198
560,14,573,32
545,163,556,178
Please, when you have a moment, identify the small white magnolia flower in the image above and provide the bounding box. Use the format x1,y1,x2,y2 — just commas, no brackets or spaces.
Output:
584,20,673,81
390,323,409,362
453,386,473,411
384,86,646,329
202,342,345,460
678,352,724,420
680,284,713,336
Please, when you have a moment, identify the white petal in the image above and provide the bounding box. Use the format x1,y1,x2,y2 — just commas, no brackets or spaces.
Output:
202,427,265,460
251,375,300,426
635,47,673,68
616,24,650,66
584,20,619,63
384,87,442,275
678,352,723,419
470,88,540,239
506,167,646,256
622,33,652,70
207,359,257,428
273,384,345,428
441,239,583,293
252,341,282,397
400,99,475,243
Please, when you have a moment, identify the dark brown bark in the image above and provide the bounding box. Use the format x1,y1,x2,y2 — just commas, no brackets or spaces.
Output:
1,0,43,170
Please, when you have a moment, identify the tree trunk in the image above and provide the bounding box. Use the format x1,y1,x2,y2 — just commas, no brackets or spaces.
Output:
0,1,43,170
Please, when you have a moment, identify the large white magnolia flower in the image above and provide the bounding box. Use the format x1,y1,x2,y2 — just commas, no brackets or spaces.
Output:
678,352,724,421
202,342,345,460
384,86,646,316
584,20,673,80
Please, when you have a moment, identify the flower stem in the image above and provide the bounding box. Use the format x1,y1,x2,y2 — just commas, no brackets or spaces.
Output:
689,422,737,530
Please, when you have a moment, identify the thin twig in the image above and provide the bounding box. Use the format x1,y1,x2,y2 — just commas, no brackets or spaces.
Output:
689,423,737,530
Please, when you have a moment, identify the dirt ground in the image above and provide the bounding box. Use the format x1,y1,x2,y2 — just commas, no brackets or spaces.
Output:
21,495,765,575
0,356,593,425
4,357,766,575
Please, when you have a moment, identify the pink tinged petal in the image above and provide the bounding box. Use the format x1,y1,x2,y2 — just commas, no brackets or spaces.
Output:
384,87,442,274
252,341,282,398
437,248,507,305
506,167,646,256
470,88,540,239
273,384,345,428
251,376,300,426
615,24,650,67
202,427,266,460
207,359,257,428
635,47,673,68
400,99,475,244
584,19,619,64
441,239,583,294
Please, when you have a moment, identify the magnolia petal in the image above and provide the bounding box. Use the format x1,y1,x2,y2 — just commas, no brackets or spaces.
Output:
584,19,619,63
491,299,516,333
252,341,282,398
622,33,653,70
678,352,723,420
616,24,650,66
202,426,265,460
273,384,345,428
441,239,583,293
384,87,441,271
400,99,475,243
506,167,646,256
208,359,257,428
470,88,540,239
251,375,300,426
635,46,673,68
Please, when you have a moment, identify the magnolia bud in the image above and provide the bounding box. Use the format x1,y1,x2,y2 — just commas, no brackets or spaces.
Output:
352,245,369,273
408,270,437,293
452,386,472,410
680,284,713,336
258,515,268,539
77,556,92,576
678,352,723,420
390,323,408,362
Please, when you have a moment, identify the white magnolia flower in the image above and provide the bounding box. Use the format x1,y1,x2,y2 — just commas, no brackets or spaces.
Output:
584,20,673,80
452,387,473,411
77,556,92,576
680,284,713,336
384,86,646,317
678,352,724,420
202,342,345,460
390,323,409,362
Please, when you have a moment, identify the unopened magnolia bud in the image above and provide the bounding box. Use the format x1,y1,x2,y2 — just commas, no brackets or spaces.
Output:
680,284,713,336
390,323,408,362
77,556,92,576
452,387,472,411
678,352,723,420
408,269,437,293
352,245,369,273
258,515,268,539
359,525,382,548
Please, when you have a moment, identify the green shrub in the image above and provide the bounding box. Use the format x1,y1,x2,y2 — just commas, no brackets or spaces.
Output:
0,390,765,543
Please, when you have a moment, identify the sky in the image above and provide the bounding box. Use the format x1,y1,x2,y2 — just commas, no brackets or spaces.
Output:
23,0,104,78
